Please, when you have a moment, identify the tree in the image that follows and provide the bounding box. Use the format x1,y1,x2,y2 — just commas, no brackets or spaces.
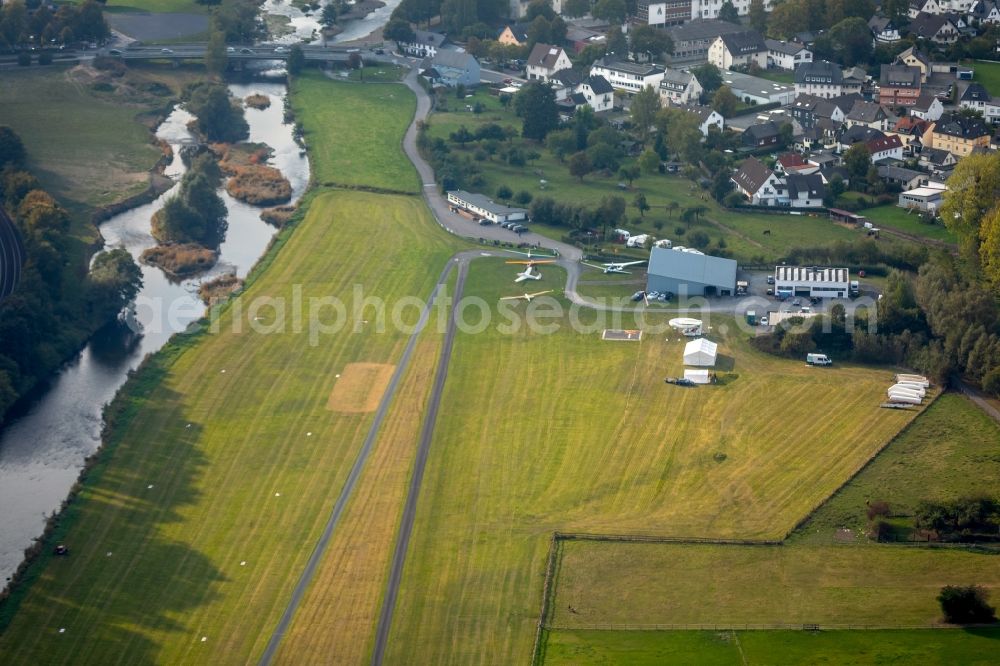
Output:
778,122,793,149
449,125,474,146
568,151,593,181
0,126,26,168
186,83,249,143
768,0,809,39
638,147,660,174
605,25,627,57
496,184,513,201
562,0,590,17
633,192,649,216
630,24,673,60
843,143,872,182
692,62,722,95
748,0,767,33
667,201,679,218
630,84,661,139
938,585,996,624
88,248,142,320
526,0,555,20
592,0,626,24
824,0,875,27
717,0,739,23
204,29,227,75
545,128,576,162
287,44,305,75
711,85,738,118
321,2,338,26
619,165,640,186
514,82,559,141
941,152,1000,266
384,16,415,43
828,16,873,67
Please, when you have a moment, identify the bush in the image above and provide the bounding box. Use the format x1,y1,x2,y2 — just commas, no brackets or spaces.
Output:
225,165,292,206
514,190,532,205
140,242,218,278
866,500,891,521
938,585,996,624
983,367,1000,397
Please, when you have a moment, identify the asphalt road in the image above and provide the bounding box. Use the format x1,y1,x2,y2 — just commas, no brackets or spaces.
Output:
370,256,469,666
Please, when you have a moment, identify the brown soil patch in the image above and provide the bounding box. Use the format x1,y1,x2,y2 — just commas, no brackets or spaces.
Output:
327,363,396,413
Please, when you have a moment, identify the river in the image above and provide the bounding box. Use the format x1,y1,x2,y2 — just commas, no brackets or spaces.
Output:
263,0,402,44
0,81,310,586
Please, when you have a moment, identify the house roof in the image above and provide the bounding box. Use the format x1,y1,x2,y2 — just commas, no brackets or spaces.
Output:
895,115,929,134
878,165,925,182
448,190,528,216
745,121,781,139
932,111,990,139
732,157,775,193
676,104,719,122
425,50,477,71
498,22,530,42
777,152,808,168
410,30,447,47
665,18,747,43
527,43,566,70
765,38,806,55
880,64,921,88
593,57,665,77
583,74,614,94
661,67,695,88
551,68,583,87
922,147,953,164
842,125,885,144
795,60,843,85
911,91,940,111
867,134,903,153
846,100,887,123
897,46,930,68
718,30,767,55
961,83,991,102
786,174,825,199
909,12,957,38
868,16,893,32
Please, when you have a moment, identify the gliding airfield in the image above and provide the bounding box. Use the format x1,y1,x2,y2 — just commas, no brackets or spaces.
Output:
2,73,999,666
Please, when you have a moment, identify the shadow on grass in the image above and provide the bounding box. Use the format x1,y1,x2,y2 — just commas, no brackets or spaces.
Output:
0,346,228,662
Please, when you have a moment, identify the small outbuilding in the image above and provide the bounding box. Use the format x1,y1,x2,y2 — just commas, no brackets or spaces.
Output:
684,369,712,384
683,337,718,367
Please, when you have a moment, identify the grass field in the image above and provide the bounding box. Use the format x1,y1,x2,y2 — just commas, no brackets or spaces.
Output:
0,67,163,227
544,627,1000,664
968,59,1000,96
426,89,876,262
0,189,463,664
861,205,958,244
794,392,1000,545
382,256,926,663
291,72,420,193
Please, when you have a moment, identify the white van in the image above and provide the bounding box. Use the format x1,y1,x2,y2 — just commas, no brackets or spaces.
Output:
806,353,832,366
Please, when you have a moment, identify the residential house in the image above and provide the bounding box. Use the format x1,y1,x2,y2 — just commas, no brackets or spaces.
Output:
892,115,931,154
838,125,886,152
550,68,584,101
959,83,1000,123
497,23,530,47
659,68,703,106
785,174,826,207
775,153,820,175
867,133,905,162
764,39,812,71
909,12,961,43
741,121,783,148
841,67,868,96
922,110,992,155
788,94,848,130
896,46,931,82
664,19,747,65
576,75,615,112
845,100,893,132
879,64,922,106
970,0,1000,24
638,0,691,26
676,104,725,135
566,26,607,54
910,92,945,121
869,16,902,43
878,165,930,190
708,31,768,70
591,57,666,93
794,61,845,99
396,30,448,58
731,157,784,205
690,0,773,19
919,147,959,172
526,43,573,82
420,51,480,88
909,0,944,17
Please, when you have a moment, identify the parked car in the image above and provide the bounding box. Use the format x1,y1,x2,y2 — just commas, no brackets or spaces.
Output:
792,298,801,306
478,219,491,226
240,47,254,54
766,288,774,295
766,275,774,285
274,46,288,53
631,291,645,302
759,316,769,326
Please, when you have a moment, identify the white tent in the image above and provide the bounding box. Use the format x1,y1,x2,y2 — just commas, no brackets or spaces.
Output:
684,369,711,384
683,338,718,367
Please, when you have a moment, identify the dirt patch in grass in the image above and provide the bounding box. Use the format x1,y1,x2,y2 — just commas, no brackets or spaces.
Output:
141,242,218,278
327,362,396,413
244,93,271,110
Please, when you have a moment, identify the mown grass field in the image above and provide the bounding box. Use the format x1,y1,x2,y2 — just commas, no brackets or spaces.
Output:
544,627,1000,664
794,392,1000,545
291,72,420,193
383,257,925,664
969,59,1000,96
861,205,958,244
0,189,462,664
0,67,163,227
426,89,873,262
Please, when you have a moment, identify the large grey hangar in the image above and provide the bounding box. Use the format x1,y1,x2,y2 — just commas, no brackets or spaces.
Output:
646,247,738,296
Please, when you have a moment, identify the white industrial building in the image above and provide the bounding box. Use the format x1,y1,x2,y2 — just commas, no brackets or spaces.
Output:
683,338,718,366
447,190,528,224
898,186,945,213
774,265,850,299
646,246,738,296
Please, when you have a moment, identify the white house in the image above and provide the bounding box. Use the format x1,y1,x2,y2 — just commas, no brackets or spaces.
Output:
576,75,615,112
867,134,905,163
732,157,784,206
959,83,1000,123
658,68,703,106
765,39,812,71
708,31,768,70
784,174,826,207
794,61,845,99
396,30,447,58
910,92,945,121
590,57,666,94
677,104,725,135
526,43,572,82
869,16,902,43
447,190,528,224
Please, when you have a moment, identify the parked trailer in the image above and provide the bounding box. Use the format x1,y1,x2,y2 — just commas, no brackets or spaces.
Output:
895,373,929,387
889,384,927,398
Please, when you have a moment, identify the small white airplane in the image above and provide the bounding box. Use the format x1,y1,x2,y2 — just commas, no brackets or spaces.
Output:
499,290,554,303
506,258,556,283
582,260,647,274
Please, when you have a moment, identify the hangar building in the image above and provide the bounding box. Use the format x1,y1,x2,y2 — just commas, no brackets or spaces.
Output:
646,246,738,296
774,265,849,299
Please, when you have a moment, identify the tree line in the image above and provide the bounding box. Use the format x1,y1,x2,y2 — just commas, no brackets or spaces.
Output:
0,0,109,50
0,127,142,423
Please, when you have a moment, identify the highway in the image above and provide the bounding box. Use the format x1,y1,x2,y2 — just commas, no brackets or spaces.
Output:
108,43,360,62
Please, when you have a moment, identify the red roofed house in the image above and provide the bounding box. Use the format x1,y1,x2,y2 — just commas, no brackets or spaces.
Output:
775,153,819,176
866,133,904,162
